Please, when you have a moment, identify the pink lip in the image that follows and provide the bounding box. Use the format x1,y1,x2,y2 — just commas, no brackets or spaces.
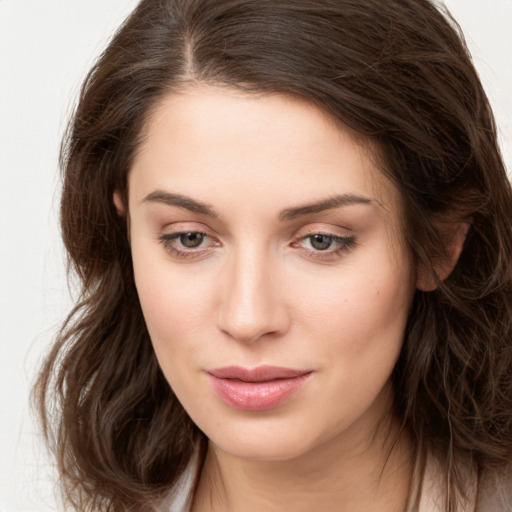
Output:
207,365,312,411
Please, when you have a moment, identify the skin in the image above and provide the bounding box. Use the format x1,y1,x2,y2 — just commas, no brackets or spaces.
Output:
119,85,419,511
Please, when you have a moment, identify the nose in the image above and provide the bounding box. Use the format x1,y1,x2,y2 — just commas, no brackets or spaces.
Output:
216,246,290,344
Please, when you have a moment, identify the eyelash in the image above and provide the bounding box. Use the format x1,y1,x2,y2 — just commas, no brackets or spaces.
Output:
158,230,356,260
159,231,217,259
291,231,357,260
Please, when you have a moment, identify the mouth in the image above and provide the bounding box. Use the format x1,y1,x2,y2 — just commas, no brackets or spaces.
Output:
207,365,312,411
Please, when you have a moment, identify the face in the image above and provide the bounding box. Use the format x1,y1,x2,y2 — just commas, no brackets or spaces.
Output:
124,85,416,462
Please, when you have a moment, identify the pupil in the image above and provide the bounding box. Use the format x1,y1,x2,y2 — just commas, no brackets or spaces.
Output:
311,234,332,250
180,232,204,248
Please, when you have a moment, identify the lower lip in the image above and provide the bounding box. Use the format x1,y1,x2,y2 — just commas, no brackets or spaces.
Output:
208,373,311,411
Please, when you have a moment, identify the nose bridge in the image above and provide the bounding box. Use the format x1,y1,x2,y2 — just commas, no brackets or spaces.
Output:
217,241,287,343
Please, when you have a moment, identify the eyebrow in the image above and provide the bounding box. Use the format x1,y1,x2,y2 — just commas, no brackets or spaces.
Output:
278,194,374,221
142,191,218,217
142,190,374,220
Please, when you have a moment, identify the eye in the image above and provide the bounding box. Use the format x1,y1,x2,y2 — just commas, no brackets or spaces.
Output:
307,234,337,251
177,232,206,248
292,231,356,260
159,230,219,258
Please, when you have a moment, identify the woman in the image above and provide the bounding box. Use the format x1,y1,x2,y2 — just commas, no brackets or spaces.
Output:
34,0,512,510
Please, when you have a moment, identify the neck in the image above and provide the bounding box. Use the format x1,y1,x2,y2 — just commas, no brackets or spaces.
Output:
192,411,414,512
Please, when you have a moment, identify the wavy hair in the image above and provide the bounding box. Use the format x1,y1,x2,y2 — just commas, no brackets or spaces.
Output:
34,0,512,510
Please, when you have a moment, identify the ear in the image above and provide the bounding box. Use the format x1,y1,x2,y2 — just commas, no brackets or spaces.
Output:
416,220,470,292
113,190,126,216
113,190,132,243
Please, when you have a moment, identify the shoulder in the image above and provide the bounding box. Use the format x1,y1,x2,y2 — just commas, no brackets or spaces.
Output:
409,453,512,512
152,449,200,512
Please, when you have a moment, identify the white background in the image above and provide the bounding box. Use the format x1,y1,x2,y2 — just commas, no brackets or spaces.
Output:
0,1,510,510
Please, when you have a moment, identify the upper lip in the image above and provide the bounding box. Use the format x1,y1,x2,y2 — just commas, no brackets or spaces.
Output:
208,365,311,382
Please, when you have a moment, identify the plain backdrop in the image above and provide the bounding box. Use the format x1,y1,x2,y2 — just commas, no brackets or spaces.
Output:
0,1,510,511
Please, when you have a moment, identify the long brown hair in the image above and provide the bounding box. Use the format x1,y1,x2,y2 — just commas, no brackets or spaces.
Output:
34,0,512,510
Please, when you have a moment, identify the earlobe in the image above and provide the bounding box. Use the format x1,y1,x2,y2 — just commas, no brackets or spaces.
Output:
113,190,126,216
113,190,131,242
416,221,470,292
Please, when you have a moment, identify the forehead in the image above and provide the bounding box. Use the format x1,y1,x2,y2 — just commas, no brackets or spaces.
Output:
130,85,401,221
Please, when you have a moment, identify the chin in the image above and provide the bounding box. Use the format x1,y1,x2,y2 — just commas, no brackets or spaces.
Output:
213,436,314,462
201,413,335,463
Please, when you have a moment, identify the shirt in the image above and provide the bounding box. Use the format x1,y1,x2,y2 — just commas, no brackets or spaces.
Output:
154,449,512,511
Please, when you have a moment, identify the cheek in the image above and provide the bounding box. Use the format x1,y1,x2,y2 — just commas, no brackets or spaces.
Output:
131,242,214,360
299,262,412,417
296,259,412,345
133,262,215,405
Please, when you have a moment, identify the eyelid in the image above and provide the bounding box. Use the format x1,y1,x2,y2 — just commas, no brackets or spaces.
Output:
158,223,221,259
290,225,357,260
292,231,355,248
291,223,354,240
157,223,356,261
